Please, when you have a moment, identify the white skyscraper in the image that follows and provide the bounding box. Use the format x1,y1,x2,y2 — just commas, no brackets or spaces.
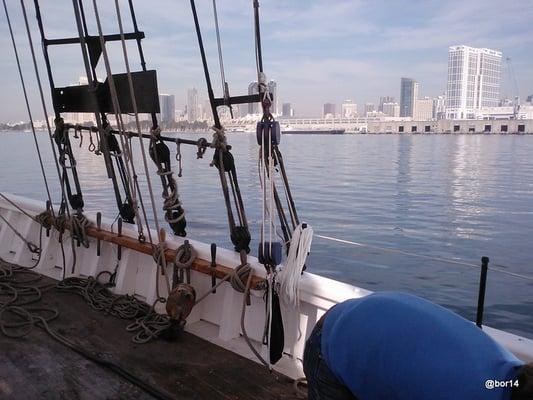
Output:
187,88,198,122
446,45,502,119
341,100,358,117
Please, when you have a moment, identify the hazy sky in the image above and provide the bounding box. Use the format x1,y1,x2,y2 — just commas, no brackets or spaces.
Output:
1,0,532,121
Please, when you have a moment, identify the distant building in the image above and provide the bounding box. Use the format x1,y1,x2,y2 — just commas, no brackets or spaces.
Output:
247,80,277,115
432,95,446,120
364,103,375,116
446,45,502,119
341,100,358,117
527,94,533,104
247,82,259,115
382,102,400,118
187,88,198,122
378,96,395,112
400,78,419,118
282,103,294,117
159,94,175,123
268,80,278,115
414,97,433,120
323,103,336,118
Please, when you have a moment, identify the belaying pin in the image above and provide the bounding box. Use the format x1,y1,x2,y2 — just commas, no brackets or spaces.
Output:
96,212,102,256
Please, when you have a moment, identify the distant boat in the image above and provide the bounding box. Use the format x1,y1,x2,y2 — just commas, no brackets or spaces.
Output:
282,127,345,135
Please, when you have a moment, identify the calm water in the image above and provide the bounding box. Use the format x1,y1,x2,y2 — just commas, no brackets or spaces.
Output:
1,131,532,338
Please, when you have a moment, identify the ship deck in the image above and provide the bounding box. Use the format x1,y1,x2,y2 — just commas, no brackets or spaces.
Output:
0,268,302,400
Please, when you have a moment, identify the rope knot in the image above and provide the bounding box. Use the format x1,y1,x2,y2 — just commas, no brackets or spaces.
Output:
210,126,227,152
71,212,91,248
150,126,162,139
35,210,53,230
196,138,208,159
173,240,197,285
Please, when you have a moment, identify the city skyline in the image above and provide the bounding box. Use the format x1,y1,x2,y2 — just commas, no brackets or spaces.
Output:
0,0,532,121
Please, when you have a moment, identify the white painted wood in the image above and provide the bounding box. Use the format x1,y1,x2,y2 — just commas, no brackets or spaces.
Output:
1,192,532,381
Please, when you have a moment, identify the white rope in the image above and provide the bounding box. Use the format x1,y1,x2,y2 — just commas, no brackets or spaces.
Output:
278,223,313,307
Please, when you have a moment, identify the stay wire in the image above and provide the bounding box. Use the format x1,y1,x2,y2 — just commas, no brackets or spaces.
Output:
113,0,173,296
19,0,71,222
90,0,146,242
212,0,226,95
315,234,533,281
2,0,53,216
17,0,70,275
113,0,161,246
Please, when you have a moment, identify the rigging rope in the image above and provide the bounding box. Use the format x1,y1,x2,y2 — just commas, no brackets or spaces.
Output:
113,0,159,247
2,0,53,215
6,0,70,275
91,0,147,242
315,234,533,281
212,0,227,97
278,224,314,307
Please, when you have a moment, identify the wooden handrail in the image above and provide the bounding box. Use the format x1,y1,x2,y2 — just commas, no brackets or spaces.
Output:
82,225,265,290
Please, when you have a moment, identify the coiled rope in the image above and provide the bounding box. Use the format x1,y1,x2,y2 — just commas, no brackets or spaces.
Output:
0,258,175,400
278,223,314,307
57,276,171,344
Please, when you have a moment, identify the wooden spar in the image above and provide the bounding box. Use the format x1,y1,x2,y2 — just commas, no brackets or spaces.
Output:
83,225,265,289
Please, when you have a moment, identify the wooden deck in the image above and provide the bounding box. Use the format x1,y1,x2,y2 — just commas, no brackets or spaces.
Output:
0,274,303,400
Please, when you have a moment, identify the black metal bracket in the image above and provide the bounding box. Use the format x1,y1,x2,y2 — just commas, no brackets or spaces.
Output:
54,70,160,114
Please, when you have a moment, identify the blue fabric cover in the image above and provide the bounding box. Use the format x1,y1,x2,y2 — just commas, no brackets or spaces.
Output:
321,292,523,400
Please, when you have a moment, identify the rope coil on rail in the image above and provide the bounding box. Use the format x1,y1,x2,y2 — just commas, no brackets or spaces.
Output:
173,240,197,284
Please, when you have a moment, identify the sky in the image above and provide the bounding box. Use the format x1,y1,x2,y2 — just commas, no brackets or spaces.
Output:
1,0,532,121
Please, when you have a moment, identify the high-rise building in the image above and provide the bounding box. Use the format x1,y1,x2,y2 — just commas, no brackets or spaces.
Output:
400,78,419,118
432,95,446,120
268,80,278,115
247,80,278,115
382,102,400,118
341,100,358,117
378,96,395,112
414,97,433,120
247,82,259,115
323,103,336,118
282,103,294,117
159,94,175,123
187,88,198,122
445,45,502,119
364,103,375,116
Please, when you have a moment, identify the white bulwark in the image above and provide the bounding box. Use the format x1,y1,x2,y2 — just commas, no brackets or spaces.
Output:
446,45,502,120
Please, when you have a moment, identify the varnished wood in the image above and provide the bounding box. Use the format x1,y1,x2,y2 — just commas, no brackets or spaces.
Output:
84,225,266,290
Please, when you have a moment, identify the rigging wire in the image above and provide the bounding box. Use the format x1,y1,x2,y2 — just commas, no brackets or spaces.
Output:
112,0,161,243
212,0,226,96
2,0,53,215
90,0,147,243
19,0,72,221
315,234,533,281
112,0,175,296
